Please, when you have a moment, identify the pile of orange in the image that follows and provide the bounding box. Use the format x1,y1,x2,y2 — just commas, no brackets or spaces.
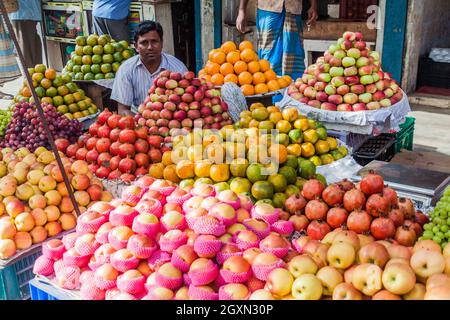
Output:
199,41,292,96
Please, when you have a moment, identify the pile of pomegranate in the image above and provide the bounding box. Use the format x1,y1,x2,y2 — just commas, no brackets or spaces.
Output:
59,109,170,182
285,171,428,244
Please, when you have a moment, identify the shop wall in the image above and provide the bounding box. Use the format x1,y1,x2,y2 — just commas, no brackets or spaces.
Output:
418,0,450,56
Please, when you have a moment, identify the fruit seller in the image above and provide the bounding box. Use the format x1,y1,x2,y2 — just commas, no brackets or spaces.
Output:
8,0,43,69
111,21,188,116
0,17,21,99
92,0,132,42
236,0,318,80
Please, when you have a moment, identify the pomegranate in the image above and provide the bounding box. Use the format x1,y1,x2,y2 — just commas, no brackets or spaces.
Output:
305,200,328,220
414,211,429,226
388,206,405,227
98,109,112,124
322,184,345,207
118,158,137,174
307,220,331,240
107,114,121,128
382,186,398,206
346,210,371,234
289,215,309,232
370,217,395,240
360,170,384,196
343,189,366,212
326,207,348,229
403,220,422,237
394,224,416,247
109,128,121,142
366,194,390,217
285,194,307,214
397,198,415,219
338,179,355,192
118,116,135,129
302,179,325,200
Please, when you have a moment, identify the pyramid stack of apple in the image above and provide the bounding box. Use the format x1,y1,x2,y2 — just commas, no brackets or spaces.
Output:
288,31,403,111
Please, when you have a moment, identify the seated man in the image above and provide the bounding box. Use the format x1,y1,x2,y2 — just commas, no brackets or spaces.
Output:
111,21,188,115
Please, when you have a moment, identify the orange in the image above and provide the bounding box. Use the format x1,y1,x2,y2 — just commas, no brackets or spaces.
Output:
224,74,238,84
239,40,254,51
175,160,195,179
226,51,241,64
149,163,165,179
254,83,269,94
208,49,218,61
211,51,226,64
194,160,213,178
240,48,256,63
21,86,32,97
203,74,212,82
282,75,292,85
220,62,234,76
267,106,280,113
221,41,237,54
198,68,207,77
233,61,248,74
238,72,253,85
211,73,224,86
264,69,277,81
241,84,255,96
206,62,220,75
259,59,271,72
252,72,266,85
209,164,230,182
163,164,180,183
161,151,173,166
277,77,289,88
269,111,283,123
267,79,281,92
247,61,260,74
269,144,288,164
44,69,57,80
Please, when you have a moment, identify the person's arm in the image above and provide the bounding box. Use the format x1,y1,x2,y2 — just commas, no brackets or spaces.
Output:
110,66,134,115
118,103,134,116
307,0,318,26
236,0,249,33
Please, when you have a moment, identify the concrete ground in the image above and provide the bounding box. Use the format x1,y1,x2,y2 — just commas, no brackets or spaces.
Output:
1,77,450,155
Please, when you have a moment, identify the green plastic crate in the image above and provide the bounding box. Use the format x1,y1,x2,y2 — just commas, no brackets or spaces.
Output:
393,117,415,153
0,246,42,300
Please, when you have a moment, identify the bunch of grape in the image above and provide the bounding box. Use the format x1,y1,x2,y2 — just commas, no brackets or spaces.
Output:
0,102,83,152
421,186,450,249
0,108,12,136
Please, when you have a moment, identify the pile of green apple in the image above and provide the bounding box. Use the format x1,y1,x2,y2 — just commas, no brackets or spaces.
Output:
421,186,450,249
0,108,12,137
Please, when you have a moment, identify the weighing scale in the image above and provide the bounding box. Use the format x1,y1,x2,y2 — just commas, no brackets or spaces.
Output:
352,161,450,211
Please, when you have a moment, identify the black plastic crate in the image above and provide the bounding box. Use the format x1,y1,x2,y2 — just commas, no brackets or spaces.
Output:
353,135,396,166
417,57,450,89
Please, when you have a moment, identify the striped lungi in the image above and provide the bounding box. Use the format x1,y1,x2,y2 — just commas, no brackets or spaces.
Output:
0,18,20,84
256,8,305,81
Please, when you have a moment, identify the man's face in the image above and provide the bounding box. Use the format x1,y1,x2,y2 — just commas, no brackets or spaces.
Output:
135,30,163,62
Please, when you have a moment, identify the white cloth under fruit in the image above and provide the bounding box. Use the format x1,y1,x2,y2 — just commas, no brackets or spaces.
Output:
277,89,411,135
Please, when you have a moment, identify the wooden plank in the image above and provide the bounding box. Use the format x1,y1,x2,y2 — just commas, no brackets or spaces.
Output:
408,94,450,109
201,0,215,66
142,3,175,55
303,20,377,41
375,0,386,58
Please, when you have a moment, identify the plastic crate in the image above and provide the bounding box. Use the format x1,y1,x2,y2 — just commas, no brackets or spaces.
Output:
0,246,41,300
353,135,396,166
388,117,415,153
417,57,450,89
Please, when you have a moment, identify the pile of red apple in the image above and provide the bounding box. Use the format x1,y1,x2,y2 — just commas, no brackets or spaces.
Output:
287,31,403,111
285,171,428,244
135,70,233,132
59,109,169,182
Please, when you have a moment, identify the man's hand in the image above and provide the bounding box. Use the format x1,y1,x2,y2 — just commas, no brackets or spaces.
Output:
307,1,319,26
236,9,247,33
118,104,134,116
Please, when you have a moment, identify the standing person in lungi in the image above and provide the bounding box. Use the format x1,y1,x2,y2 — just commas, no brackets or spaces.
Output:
0,16,21,99
236,0,318,80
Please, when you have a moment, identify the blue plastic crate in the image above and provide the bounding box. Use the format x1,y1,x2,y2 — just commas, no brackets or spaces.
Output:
0,247,42,300
29,278,77,300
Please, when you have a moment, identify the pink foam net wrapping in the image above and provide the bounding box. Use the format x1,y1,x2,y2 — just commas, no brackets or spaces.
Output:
127,235,158,259
182,196,205,214
251,206,280,225
218,199,241,211
238,195,253,211
142,285,173,300
53,259,66,274
192,216,226,236
216,250,243,266
105,288,121,300
95,223,114,244
88,257,103,271
136,199,163,218
117,274,146,294
159,232,188,253
149,184,176,197
62,250,91,268
155,271,183,290
80,281,106,300
188,261,219,286
246,276,265,292
94,244,115,264
214,272,227,288
75,236,100,256
33,255,54,276
242,219,271,239
76,213,107,235
259,244,290,259
121,186,146,207
160,216,187,233
94,273,118,290
110,252,140,273
251,259,286,281
188,285,219,300
218,285,250,300
166,191,192,206
109,207,139,227
135,177,153,190
110,291,138,300
220,268,252,284
80,270,94,285
42,241,66,261
193,236,223,257
271,220,294,236
107,232,131,251
183,273,192,286
171,250,194,273
292,239,307,253
131,216,160,238
56,265,81,290
235,235,260,251
190,186,216,198
147,250,171,271
209,205,237,227
62,232,80,250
